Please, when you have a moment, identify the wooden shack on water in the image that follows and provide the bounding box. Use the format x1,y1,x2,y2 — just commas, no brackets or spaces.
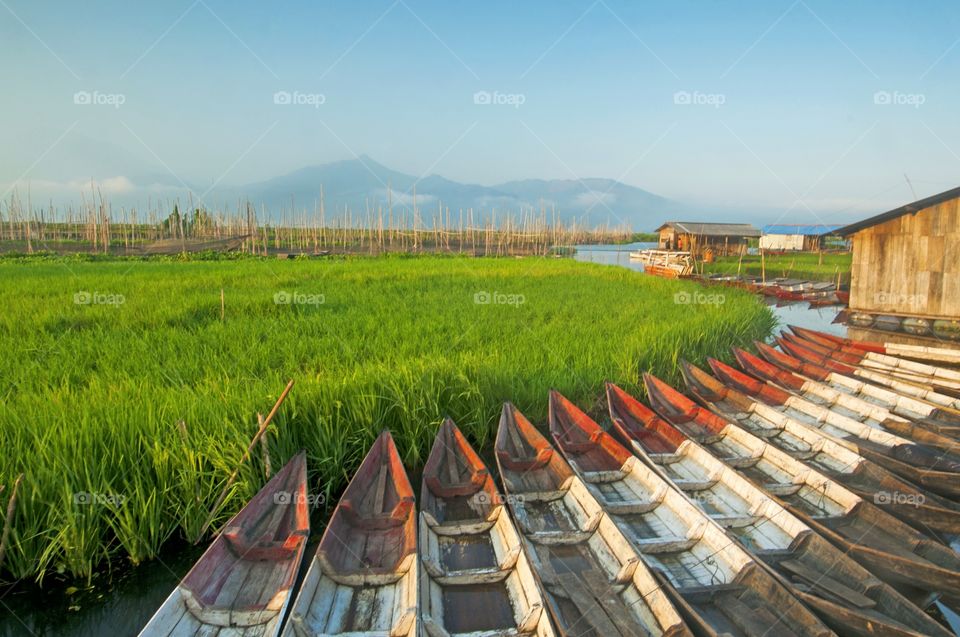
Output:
837,186,960,339
654,222,760,257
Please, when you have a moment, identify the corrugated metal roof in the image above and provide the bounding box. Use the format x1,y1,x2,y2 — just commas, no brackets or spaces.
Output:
836,185,960,236
762,224,844,236
655,221,761,237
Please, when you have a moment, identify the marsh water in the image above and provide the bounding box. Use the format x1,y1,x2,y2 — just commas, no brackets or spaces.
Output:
0,246,914,635
574,243,849,336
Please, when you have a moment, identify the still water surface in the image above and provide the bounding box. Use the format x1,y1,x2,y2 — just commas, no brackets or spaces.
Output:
573,243,848,336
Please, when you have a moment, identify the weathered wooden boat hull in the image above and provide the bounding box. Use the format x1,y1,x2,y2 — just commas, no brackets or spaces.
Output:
733,346,960,455
754,340,960,437
778,336,960,411
678,360,960,537
495,402,692,637
283,432,417,637
641,373,960,600
708,354,960,500
790,325,960,366
644,264,684,278
420,418,556,637
604,382,951,637
141,452,309,637
784,332,960,397
785,329,960,387
549,391,837,637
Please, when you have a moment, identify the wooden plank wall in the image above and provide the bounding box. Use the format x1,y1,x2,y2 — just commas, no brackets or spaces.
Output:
850,197,960,318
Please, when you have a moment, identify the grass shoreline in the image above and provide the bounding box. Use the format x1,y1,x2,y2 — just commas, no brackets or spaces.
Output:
0,254,775,582
701,252,852,285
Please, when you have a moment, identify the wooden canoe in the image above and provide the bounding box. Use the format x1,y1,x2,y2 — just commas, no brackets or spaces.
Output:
778,336,960,411
784,332,960,396
678,361,960,537
642,373,960,600
282,432,417,637
419,417,556,637
141,452,310,637
790,325,960,366
754,340,960,436
605,382,952,637
733,346,960,454
495,402,691,637
785,329,960,389
549,391,835,637
707,355,960,499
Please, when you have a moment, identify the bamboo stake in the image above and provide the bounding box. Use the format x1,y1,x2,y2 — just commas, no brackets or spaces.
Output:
258,413,272,479
0,474,24,572
194,380,294,543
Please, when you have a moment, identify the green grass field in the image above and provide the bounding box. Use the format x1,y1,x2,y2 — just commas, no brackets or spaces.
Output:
0,254,775,582
702,252,852,285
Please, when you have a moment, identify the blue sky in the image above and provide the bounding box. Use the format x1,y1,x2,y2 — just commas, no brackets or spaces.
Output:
2,0,959,223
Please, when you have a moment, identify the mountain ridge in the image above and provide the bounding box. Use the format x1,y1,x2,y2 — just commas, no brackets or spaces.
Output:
230,156,677,228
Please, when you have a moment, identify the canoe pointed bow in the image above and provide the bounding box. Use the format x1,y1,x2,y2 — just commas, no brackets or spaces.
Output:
732,347,805,390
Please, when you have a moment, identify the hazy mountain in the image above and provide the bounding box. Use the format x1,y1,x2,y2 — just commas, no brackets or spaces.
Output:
229,157,678,228
3,143,680,228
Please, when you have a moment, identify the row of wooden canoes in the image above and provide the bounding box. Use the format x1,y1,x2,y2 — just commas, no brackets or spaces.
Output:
141,327,960,637
694,274,849,307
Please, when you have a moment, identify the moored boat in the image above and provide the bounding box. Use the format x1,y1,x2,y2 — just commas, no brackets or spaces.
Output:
784,332,960,394
790,325,960,366
786,329,960,385
707,355,960,498
778,336,960,410
549,391,836,637
141,452,310,637
677,361,960,536
756,340,960,436
631,250,695,278
641,373,960,602
605,382,953,637
420,418,555,637
282,432,417,637
495,402,691,637
733,347,960,454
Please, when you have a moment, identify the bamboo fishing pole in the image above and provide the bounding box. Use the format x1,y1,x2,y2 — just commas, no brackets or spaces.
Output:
194,379,295,543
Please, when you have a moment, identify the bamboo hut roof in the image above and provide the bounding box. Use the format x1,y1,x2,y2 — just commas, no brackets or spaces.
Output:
654,222,761,237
